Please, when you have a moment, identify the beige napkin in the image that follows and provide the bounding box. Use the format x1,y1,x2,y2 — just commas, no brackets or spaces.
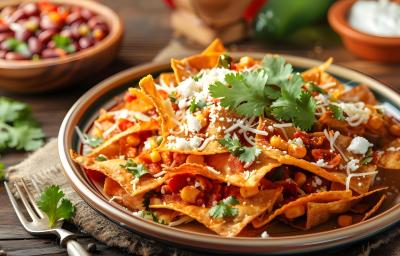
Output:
5,40,400,256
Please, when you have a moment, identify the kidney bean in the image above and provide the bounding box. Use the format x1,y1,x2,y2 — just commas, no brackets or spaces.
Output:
15,28,32,41
78,37,94,49
1,6,16,18
22,3,39,16
38,29,56,44
88,17,104,29
41,48,60,59
0,24,11,34
70,21,82,39
5,52,28,60
0,50,6,59
40,15,61,31
10,9,26,23
47,40,56,49
60,29,72,38
28,37,43,54
65,12,82,25
81,9,94,21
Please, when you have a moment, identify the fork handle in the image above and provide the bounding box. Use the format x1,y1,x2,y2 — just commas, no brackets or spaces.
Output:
67,239,91,256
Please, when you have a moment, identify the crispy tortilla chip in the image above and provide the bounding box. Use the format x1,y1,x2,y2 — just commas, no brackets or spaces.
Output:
304,188,386,229
252,190,353,228
139,75,177,132
71,152,167,197
126,88,156,112
201,38,226,55
103,177,145,211
378,138,400,170
170,152,281,187
150,188,283,237
87,119,159,158
159,72,177,88
361,194,386,221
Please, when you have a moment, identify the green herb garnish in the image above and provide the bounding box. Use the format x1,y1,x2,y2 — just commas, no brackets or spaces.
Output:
0,162,5,181
0,97,45,152
52,35,76,53
361,149,373,165
189,97,207,113
219,134,261,163
83,134,103,148
95,154,108,161
208,196,239,219
329,104,345,121
306,82,326,94
37,185,75,228
120,159,149,179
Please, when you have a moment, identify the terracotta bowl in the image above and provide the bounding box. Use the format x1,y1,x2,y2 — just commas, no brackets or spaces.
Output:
0,0,123,93
59,53,400,254
328,0,400,63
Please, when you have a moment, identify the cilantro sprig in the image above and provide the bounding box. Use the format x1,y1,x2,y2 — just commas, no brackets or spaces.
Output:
208,196,239,219
52,35,76,53
361,149,373,165
189,97,207,113
83,134,103,148
219,134,261,163
209,56,317,131
329,104,345,121
0,97,45,152
120,159,149,179
37,185,75,228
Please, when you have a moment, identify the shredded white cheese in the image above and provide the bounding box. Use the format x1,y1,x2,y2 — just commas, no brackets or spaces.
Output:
168,216,193,227
336,102,371,127
314,159,334,169
153,171,166,178
206,166,221,175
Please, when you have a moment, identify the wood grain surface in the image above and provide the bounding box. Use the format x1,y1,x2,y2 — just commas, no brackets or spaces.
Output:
0,0,400,255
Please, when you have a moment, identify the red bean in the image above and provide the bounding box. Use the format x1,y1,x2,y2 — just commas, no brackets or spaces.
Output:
66,12,82,25
38,29,56,44
0,32,14,43
47,40,56,49
40,16,61,31
5,52,28,60
0,24,11,33
10,9,26,22
1,40,12,51
22,3,39,16
78,37,94,49
15,28,32,41
60,29,72,38
41,48,60,59
70,21,82,39
0,50,6,59
88,17,103,29
28,37,43,54
81,9,94,21
1,6,16,18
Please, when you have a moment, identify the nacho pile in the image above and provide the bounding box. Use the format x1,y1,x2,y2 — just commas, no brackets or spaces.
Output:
71,39,398,237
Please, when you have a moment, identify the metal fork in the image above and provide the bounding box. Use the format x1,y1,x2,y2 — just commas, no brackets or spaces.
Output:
4,179,90,256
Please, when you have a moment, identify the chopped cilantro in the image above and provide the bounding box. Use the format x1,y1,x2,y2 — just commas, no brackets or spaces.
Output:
138,210,158,222
217,54,232,68
0,162,4,181
193,71,204,82
156,136,163,145
0,97,45,152
120,159,149,179
208,196,239,219
306,82,326,94
329,104,345,121
83,134,103,148
95,154,108,161
52,35,76,53
168,94,177,103
262,55,292,85
37,185,75,228
219,134,261,163
361,149,373,165
189,97,207,113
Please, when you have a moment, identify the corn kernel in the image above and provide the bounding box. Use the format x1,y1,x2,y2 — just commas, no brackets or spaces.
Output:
150,151,161,163
240,186,259,198
294,172,307,187
196,113,208,128
367,115,383,130
186,155,205,165
337,215,353,227
288,144,307,159
126,135,140,146
149,137,158,148
180,186,201,204
270,135,288,151
284,205,305,219
239,56,255,68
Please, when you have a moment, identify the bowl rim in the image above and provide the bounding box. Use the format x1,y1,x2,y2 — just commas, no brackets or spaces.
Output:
59,52,400,254
328,0,400,44
0,0,123,69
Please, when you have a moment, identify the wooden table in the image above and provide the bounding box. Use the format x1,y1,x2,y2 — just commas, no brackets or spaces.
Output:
1,1,399,255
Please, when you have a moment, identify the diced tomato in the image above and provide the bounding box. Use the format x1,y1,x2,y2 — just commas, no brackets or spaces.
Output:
227,155,244,172
293,131,310,145
124,92,137,102
167,174,189,193
38,1,57,12
85,169,105,183
163,0,175,8
148,163,162,175
208,181,222,205
158,90,169,99
118,118,134,131
311,149,331,161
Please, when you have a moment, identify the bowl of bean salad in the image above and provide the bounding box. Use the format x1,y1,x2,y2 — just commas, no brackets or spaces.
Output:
0,0,123,93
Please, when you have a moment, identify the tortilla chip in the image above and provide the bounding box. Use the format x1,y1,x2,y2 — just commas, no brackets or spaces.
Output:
125,88,156,112
169,152,281,187
150,188,283,237
378,138,400,170
71,152,167,197
87,119,159,158
304,188,386,229
252,190,353,229
159,72,177,88
201,38,226,55
361,194,386,221
103,177,145,211
139,75,177,132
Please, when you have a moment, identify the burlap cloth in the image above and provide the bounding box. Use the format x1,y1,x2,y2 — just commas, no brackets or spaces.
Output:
5,41,400,256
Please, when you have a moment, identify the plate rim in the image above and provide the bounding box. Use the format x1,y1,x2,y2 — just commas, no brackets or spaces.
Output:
58,52,400,254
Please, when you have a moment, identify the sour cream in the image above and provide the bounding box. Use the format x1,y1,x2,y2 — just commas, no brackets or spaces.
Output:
349,0,400,37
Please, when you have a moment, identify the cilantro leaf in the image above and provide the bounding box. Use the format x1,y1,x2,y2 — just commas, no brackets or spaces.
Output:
37,185,75,228
262,55,293,85
189,97,207,113
0,97,45,152
83,134,103,148
210,70,278,117
219,134,261,163
208,196,239,219
120,159,149,179
52,35,76,53
361,149,373,165
271,74,316,130
306,82,326,94
95,154,108,161
329,104,345,121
